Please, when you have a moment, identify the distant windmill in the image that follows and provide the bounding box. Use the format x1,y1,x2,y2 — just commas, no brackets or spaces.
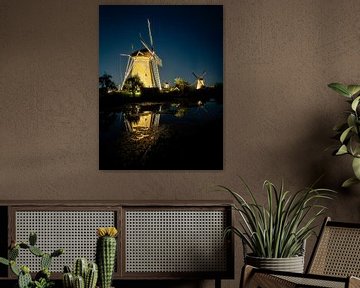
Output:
192,71,206,90
120,19,162,91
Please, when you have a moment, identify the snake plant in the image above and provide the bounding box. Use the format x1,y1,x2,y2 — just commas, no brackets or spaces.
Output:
220,178,335,258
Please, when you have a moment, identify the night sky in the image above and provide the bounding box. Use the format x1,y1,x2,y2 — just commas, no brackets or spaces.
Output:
99,5,223,87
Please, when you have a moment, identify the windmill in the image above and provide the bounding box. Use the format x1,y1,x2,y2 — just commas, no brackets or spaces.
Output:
120,19,162,91
192,71,206,90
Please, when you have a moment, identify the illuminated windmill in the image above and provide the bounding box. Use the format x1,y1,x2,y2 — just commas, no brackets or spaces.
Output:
192,71,206,90
120,19,162,91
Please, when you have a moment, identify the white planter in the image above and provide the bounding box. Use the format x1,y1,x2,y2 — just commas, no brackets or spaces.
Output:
245,254,305,273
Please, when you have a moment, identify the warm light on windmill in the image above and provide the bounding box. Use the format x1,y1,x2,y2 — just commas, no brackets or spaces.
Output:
192,71,206,90
120,19,162,91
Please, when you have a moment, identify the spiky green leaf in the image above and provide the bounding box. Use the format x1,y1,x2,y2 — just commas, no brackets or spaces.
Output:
221,179,335,258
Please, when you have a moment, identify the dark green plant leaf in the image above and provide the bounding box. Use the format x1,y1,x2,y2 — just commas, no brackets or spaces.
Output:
347,85,360,97
328,83,351,97
336,144,348,155
0,257,9,266
342,177,360,188
351,96,360,111
352,157,360,179
340,126,353,143
10,261,20,276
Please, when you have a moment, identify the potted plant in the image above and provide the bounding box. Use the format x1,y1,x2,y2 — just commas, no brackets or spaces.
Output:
328,83,360,187
0,232,63,288
220,179,334,273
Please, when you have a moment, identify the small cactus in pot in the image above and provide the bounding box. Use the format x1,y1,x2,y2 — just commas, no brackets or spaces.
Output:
96,227,118,288
62,259,98,288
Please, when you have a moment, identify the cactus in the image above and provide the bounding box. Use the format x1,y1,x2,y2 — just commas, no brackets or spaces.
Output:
18,267,32,288
41,253,52,270
29,245,44,257
29,232,37,246
63,272,74,288
51,248,64,258
96,227,118,288
74,275,85,288
74,258,87,279
0,232,64,288
9,246,19,260
63,260,98,288
85,263,98,288
10,260,20,276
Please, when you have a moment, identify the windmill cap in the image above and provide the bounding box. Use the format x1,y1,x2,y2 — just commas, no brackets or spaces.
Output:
131,48,153,57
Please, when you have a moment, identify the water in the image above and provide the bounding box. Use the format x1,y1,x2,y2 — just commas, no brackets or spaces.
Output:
99,99,223,170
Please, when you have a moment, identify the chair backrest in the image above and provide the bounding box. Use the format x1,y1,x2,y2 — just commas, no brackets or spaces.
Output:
307,217,360,277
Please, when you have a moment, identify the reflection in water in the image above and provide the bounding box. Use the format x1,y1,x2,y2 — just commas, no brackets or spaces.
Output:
100,99,223,169
122,104,161,141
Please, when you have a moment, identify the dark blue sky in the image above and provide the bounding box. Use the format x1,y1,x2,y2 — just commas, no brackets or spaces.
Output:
99,5,223,87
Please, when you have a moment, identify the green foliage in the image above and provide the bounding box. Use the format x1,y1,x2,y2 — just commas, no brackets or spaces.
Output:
174,77,190,92
123,75,144,96
0,232,63,288
220,178,335,258
32,278,54,288
328,82,360,187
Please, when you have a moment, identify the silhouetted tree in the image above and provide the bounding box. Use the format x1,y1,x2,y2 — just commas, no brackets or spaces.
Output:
99,73,117,94
174,77,190,95
123,75,144,96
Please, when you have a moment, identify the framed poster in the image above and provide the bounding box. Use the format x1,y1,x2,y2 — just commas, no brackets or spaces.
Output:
99,5,223,170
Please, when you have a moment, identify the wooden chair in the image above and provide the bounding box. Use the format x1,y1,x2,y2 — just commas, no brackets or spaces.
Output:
241,217,360,288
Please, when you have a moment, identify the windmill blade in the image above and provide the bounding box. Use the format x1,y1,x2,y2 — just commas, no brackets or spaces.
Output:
154,54,162,67
147,19,154,49
201,71,206,77
140,38,153,54
120,53,131,57
192,72,199,79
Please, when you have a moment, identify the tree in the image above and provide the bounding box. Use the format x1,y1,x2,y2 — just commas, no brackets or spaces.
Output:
99,73,117,93
174,77,190,94
123,75,144,96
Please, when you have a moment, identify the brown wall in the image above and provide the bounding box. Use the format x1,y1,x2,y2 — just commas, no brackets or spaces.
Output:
1,0,360,287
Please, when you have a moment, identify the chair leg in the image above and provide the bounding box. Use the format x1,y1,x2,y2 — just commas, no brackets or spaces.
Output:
215,278,221,288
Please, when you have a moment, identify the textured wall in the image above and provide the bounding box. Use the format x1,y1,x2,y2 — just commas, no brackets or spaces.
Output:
1,0,360,287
